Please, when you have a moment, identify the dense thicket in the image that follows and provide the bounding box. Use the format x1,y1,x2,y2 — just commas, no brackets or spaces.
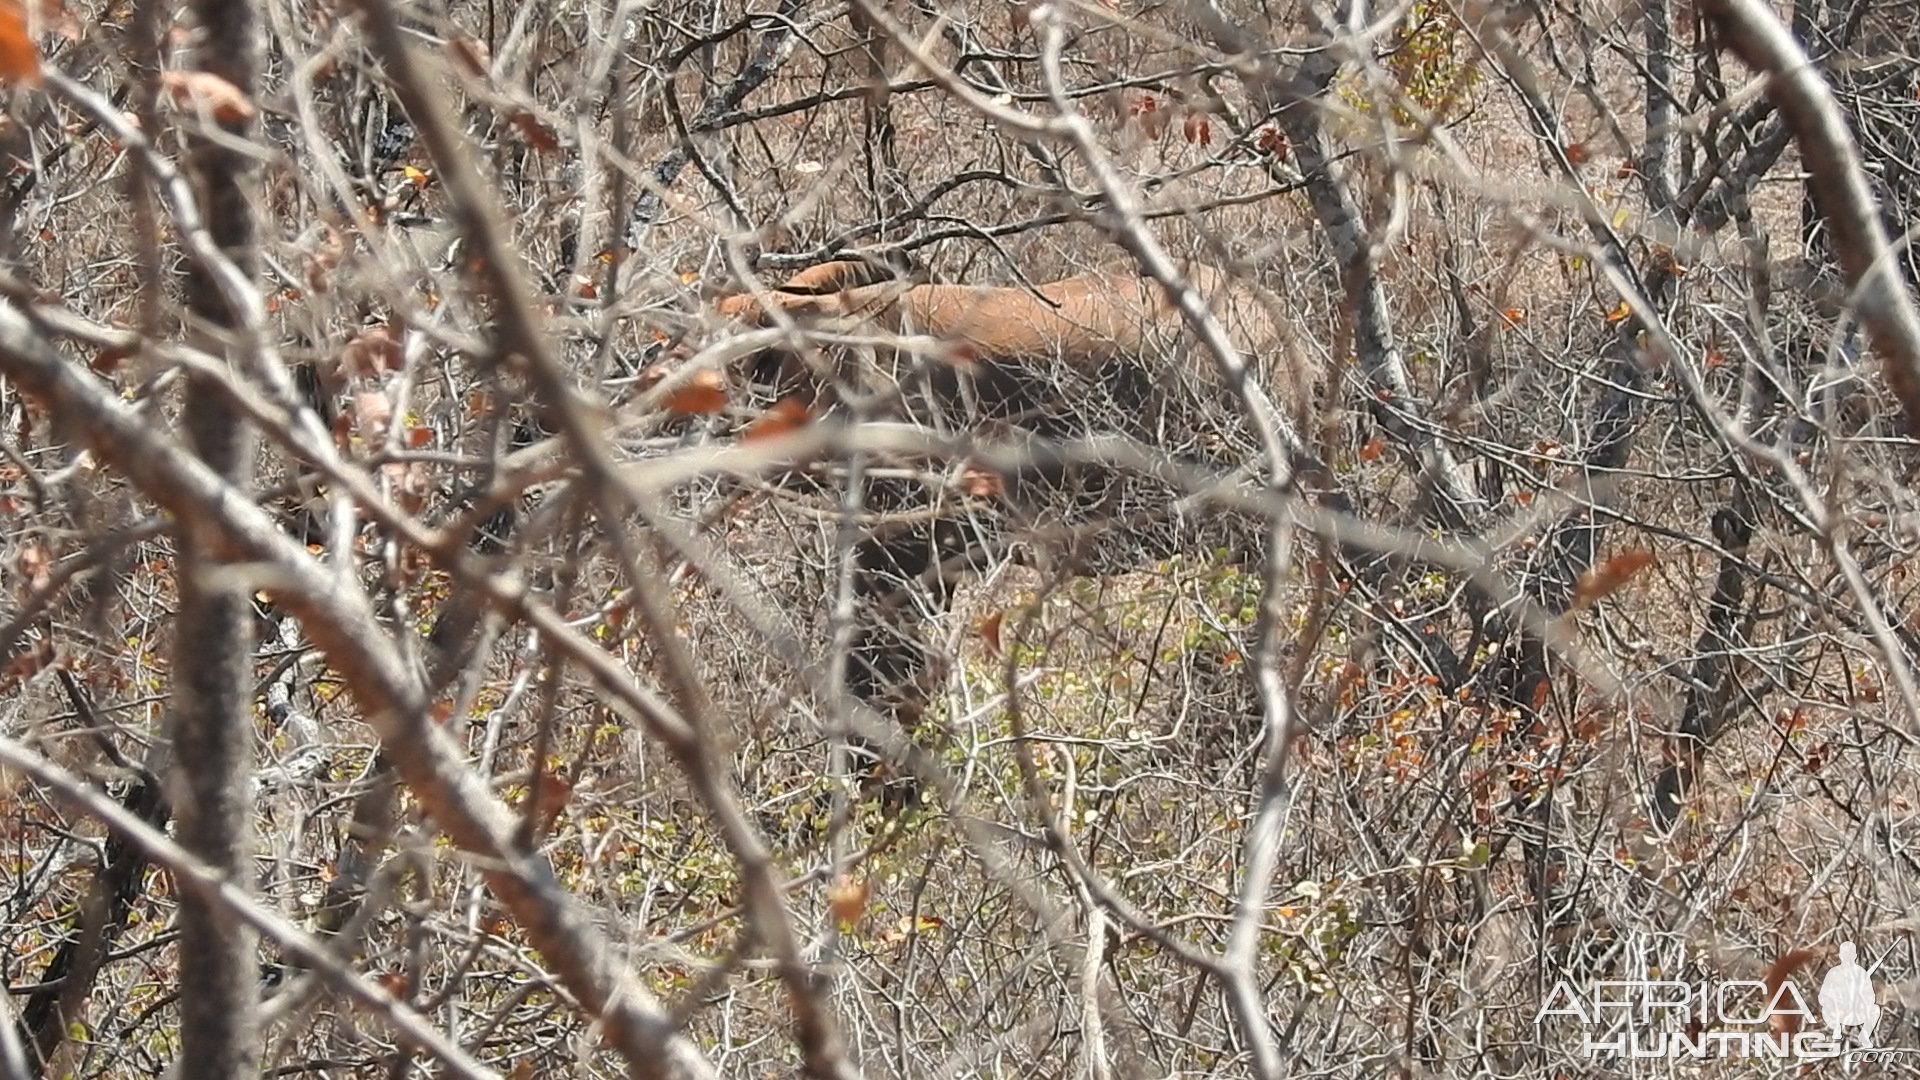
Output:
3,0,1919,1075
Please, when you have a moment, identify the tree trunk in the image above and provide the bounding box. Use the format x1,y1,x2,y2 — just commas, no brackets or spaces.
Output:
171,0,263,1073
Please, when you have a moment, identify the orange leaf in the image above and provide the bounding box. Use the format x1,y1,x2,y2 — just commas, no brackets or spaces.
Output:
91,344,133,373
827,875,869,922
159,69,256,124
1572,550,1655,608
1500,307,1525,327
664,369,728,416
1762,950,1823,1035
0,634,53,690
508,110,560,154
530,770,572,834
1563,142,1588,164
979,610,1004,658
1357,437,1384,462
1603,300,1631,324
0,0,40,86
743,397,810,442
604,597,631,629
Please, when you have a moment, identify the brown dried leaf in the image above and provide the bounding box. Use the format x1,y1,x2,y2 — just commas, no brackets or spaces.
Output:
664,368,728,416
159,69,256,124
0,633,52,692
827,875,870,922
979,610,1004,658
91,343,134,373
508,110,560,154
1572,550,1655,609
0,0,41,85
743,398,811,442
528,769,572,835
1762,949,1823,1035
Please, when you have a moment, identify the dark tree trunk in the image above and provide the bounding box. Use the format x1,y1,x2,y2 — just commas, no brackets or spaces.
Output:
171,0,263,1073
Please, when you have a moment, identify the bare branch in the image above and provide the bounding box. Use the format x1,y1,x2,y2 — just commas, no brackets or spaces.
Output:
0,307,718,1080
0,737,497,1080
1703,0,1920,434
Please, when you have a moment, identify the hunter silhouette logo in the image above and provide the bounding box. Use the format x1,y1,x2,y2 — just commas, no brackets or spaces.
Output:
1819,942,1880,1045
1536,939,1904,1063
